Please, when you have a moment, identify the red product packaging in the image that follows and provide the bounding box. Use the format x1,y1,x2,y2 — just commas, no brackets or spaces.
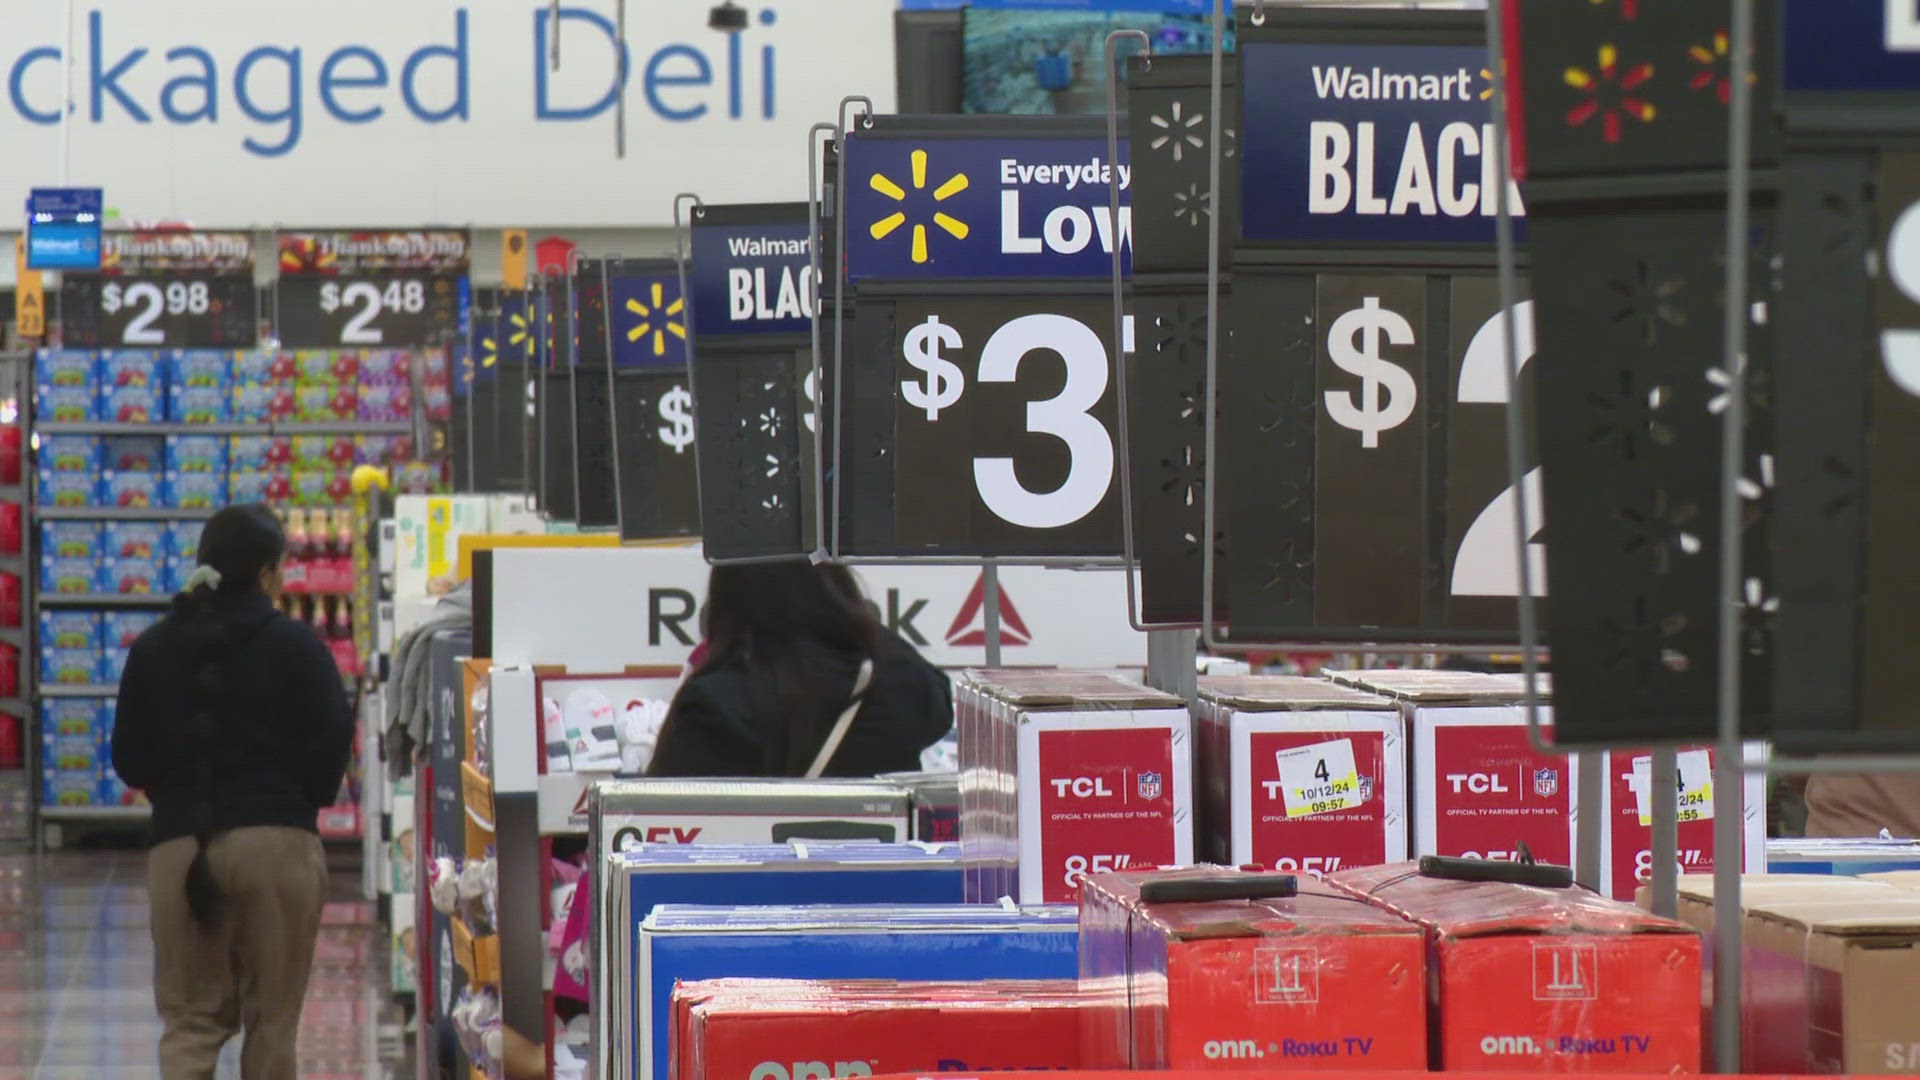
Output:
677,979,1082,1080
1600,745,1768,901
0,709,21,770
1079,867,1427,1072
1331,670,1577,866
0,572,21,628
1329,861,1702,1072
956,670,1193,905
0,501,20,555
0,642,17,698
0,425,20,484
1195,676,1406,877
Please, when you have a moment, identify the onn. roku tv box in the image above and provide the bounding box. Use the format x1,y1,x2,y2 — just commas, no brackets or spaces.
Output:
1079,866,1427,1071
1329,861,1701,1072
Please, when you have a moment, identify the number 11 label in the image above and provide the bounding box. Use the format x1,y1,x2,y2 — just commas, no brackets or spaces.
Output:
1275,738,1362,819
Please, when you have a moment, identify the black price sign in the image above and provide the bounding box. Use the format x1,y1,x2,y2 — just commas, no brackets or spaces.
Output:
61,273,256,348
886,295,1125,555
277,274,460,348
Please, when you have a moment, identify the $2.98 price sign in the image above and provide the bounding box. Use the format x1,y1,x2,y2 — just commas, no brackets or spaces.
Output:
62,274,254,347
277,274,459,348
891,296,1125,554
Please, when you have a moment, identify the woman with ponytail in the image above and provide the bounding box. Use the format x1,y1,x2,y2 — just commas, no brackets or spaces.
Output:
111,504,354,1078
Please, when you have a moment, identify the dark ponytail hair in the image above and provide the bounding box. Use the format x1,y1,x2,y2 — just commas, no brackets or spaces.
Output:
176,504,287,927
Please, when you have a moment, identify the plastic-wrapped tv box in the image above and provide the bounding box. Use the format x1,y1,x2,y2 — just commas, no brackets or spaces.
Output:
584,780,912,1080
1330,860,1702,1072
1195,675,1406,876
601,842,961,1080
674,978,1083,1080
1079,866,1428,1071
956,669,1192,904
637,904,1078,1080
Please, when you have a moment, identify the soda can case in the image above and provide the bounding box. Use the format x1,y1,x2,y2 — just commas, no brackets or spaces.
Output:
1328,861,1703,1073
584,779,912,1080
637,904,1078,1080
1330,670,1580,868
1195,675,1407,877
1079,866,1428,1071
678,978,1082,1080
602,842,963,1080
957,669,1193,906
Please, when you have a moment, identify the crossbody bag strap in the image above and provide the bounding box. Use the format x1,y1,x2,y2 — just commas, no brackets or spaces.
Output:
804,658,875,779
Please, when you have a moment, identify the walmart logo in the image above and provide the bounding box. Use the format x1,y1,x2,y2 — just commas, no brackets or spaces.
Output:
626,281,686,357
868,148,971,264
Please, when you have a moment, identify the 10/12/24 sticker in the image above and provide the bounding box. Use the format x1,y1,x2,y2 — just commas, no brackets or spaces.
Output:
1276,738,1362,818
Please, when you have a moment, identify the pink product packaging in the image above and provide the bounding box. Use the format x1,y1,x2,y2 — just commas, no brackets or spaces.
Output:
358,383,412,422
421,382,452,421
101,471,165,509
955,670,1192,905
553,871,592,1006
233,384,296,423
360,349,413,384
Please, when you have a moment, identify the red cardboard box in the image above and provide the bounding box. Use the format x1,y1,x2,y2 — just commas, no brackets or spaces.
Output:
1600,745,1768,902
1329,862,1702,1073
674,979,1082,1080
1079,867,1427,1072
956,670,1192,905
1195,676,1406,877
1330,671,1577,867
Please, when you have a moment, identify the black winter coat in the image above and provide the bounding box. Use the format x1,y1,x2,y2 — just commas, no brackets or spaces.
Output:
647,629,952,778
111,590,356,844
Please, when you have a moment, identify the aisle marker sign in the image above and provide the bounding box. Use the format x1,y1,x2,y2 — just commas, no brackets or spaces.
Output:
842,136,1132,280
1275,738,1362,819
689,218,814,337
1241,42,1525,245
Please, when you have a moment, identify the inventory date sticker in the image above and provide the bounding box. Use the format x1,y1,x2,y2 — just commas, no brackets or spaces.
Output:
1630,749,1715,826
1276,738,1362,818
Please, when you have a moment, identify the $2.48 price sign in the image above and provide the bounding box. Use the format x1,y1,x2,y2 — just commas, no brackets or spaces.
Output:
277,274,458,348
891,297,1127,554
63,274,254,347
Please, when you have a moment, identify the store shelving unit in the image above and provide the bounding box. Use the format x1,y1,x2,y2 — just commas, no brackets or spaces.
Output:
0,355,28,844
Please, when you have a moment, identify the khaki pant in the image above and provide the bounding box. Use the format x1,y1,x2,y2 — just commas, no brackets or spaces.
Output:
149,826,327,1080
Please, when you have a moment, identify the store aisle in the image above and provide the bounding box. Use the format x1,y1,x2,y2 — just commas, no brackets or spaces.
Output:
0,847,410,1079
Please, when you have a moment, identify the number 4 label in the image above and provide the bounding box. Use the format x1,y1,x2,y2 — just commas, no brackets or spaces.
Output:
1630,749,1715,826
1275,738,1362,819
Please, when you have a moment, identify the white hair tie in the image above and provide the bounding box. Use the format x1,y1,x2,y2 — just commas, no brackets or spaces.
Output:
182,565,223,594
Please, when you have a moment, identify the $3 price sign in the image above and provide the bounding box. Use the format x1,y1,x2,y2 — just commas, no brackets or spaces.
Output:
891,297,1126,553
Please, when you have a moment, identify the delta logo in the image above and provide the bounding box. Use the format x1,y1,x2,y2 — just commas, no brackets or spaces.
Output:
867,148,973,265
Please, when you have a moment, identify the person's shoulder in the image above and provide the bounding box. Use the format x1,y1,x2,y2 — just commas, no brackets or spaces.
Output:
260,608,331,658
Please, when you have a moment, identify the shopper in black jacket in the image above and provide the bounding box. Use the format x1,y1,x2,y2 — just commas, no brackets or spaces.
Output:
648,562,952,778
112,504,355,1080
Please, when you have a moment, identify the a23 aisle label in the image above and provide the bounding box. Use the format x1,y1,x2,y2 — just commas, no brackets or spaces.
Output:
892,296,1124,553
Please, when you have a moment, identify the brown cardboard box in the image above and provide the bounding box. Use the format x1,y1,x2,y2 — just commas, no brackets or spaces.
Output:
1743,896,1920,1073
1864,870,1920,892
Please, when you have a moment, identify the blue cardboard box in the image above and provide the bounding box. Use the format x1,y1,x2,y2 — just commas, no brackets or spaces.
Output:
1767,837,1920,875
102,610,160,650
165,434,228,475
168,384,233,424
40,646,103,685
167,472,228,511
35,349,98,389
41,767,100,808
39,436,101,473
41,697,110,738
100,555,165,595
608,842,966,1079
40,521,104,560
40,556,102,594
103,521,167,560
37,471,100,509
100,470,165,509
635,901,1076,1080
103,434,166,472
100,350,164,393
41,730,98,771
166,350,234,389
99,384,162,424
38,610,100,650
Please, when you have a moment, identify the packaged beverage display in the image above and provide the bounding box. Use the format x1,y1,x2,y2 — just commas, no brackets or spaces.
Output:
100,384,162,424
165,434,228,474
1080,866,1428,1071
37,698,114,808
103,521,166,560
164,349,235,389
230,435,294,472
676,978,1083,1080
168,384,232,423
39,436,100,473
101,470,165,509
38,611,101,651
103,435,164,472
40,522,103,561
36,350,98,389
38,386,96,423
637,904,1079,1080
1331,670,1579,867
101,555,164,595
956,669,1193,905
165,472,227,509
41,557,100,595
603,842,965,1080
100,350,162,390
1194,675,1407,876
1328,861,1702,1072
39,646,101,685
38,472,98,509
584,781,917,1077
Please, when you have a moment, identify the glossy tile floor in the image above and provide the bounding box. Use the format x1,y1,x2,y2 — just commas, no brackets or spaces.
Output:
0,844,412,1079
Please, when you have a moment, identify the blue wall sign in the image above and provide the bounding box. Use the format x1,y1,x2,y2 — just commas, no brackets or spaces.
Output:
608,272,689,368
1782,0,1920,92
841,135,1131,280
25,187,104,270
689,219,814,337
1240,42,1523,246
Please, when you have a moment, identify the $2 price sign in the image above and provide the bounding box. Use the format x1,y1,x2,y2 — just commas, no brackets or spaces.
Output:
891,297,1127,551
72,274,253,347
278,274,453,348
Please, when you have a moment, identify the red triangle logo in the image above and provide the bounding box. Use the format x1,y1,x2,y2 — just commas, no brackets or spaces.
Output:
946,571,1032,647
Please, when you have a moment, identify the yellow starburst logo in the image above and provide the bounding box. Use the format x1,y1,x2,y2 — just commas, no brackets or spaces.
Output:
868,148,970,265
626,281,686,357
507,309,533,359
